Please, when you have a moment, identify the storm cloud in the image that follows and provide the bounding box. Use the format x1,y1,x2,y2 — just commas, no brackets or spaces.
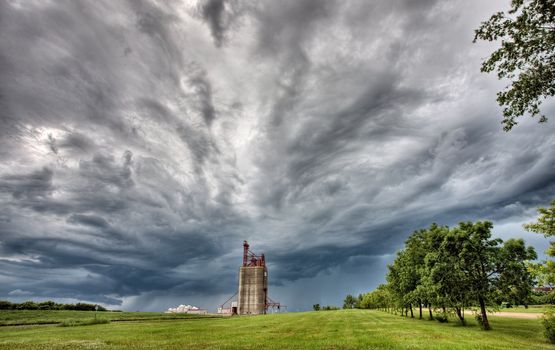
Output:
0,0,554,311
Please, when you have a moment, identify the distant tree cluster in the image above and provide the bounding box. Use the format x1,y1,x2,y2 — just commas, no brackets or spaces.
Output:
359,221,537,331
0,300,106,311
342,294,363,309
312,304,339,311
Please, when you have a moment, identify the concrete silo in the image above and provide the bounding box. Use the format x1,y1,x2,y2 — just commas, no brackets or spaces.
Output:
237,241,268,315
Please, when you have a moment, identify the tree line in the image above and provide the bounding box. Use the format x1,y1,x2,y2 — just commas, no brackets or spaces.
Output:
348,220,539,330
0,300,107,311
312,304,340,311
337,199,555,342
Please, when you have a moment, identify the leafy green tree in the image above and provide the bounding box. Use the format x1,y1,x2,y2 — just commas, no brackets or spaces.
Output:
524,199,555,287
498,239,538,307
356,294,363,309
360,285,393,311
403,229,432,319
529,260,555,287
343,294,357,309
38,301,57,310
387,251,411,317
312,304,320,311
448,221,536,330
473,0,555,131
524,199,555,236
16,301,38,310
0,301,13,310
381,220,536,330
419,223,452,320
428,229,473,325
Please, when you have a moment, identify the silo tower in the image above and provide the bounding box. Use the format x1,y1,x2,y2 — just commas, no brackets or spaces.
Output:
237,241,268,315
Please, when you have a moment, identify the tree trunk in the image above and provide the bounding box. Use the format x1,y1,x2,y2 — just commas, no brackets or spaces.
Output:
478,296,491,330
454,307,465,325
419,302,423,320
409,305,414,318
428,306,433,320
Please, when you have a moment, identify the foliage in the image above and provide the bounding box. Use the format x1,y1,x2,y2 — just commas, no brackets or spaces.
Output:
378,220,536,330
529,261,555,288
524,199,555,237
343,294,357,309
359,285,392,310
435,311,448,323
312,304,320,311
540,291,555,304
425,224,469,324
356,294,363,309
542,309,555,344
498,239,538,306
320,305,340,311
474,313,485,329
15,301,39,310
0,300,107,311
525,199,555,288
473,0,555,131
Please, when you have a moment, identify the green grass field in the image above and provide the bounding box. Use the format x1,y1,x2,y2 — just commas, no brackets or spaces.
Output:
0,310,211,326
499,306,550,313
0,309,552,350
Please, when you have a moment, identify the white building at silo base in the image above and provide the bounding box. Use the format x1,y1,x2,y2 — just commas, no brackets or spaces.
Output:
166,304,207,314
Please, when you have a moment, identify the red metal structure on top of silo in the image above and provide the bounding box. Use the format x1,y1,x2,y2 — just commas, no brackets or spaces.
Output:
242,240,266,267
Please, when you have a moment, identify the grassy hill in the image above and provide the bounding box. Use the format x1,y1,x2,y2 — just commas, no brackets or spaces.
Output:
0,309,552,349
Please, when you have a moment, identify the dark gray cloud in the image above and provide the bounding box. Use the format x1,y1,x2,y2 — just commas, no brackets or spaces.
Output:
67,214,110,229
0,0,554,312
0,167,53,200
200,0,227,47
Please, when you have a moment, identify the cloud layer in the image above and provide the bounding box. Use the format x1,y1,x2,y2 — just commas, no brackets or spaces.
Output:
0,0,554,311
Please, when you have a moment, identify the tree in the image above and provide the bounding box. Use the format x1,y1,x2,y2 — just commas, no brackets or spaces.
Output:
524,199,555,287
498,239,538,307
356,294,363,309
343,294,357,309
387,251,414,317
524,199,555,236
38,301,57,310
428,229,474,325
360,285,392,310
16,301,38,310
419,223,452,321
404,229,432,320
312,304,320,311
0,301,13,310
473,0,555,131
448,221,536,330
380,220,536,330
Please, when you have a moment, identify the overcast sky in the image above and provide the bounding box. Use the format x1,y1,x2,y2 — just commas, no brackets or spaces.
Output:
1,0,554,312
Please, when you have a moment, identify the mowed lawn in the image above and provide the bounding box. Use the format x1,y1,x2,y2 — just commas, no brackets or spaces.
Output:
498,306,549,313
0,309,552,350
0,310,211,326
